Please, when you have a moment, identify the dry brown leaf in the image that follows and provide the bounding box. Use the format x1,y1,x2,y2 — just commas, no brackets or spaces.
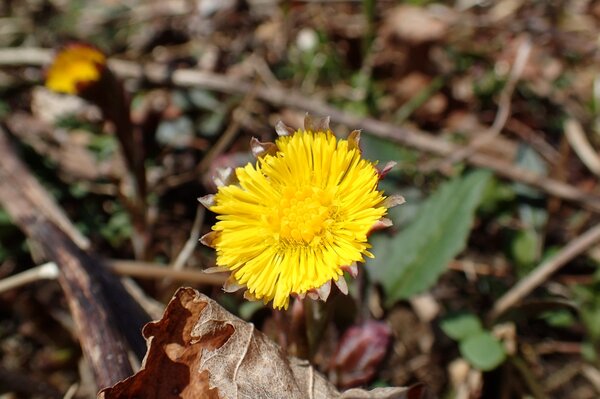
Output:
100,287,424,399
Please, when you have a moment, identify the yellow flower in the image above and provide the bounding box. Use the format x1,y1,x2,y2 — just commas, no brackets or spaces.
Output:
201,116,403,309
45,44,106,95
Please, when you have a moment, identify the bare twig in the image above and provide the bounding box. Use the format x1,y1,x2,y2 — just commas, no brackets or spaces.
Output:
0,47,52,65
63,383,79,399
490,222,600,320
505,118,561,164
2,47,600,211
120,278,165,320
0,262,58,294
582,364,600,395
197,105,248,173
107,259,228,285
564,118,600,177
534,341,581,355
448,259,508,277
172,205,205,270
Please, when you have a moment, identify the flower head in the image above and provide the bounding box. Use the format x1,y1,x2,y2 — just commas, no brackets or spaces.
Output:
201,115,403,309
45,44,106,95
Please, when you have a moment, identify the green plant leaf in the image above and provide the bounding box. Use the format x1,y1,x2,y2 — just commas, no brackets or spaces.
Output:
539,310,575,328
581,304,600,342
510,228,539,273
440,313,483,340
100,207,132,248
360,133,417,167
459,331,506,371
367,170,492,305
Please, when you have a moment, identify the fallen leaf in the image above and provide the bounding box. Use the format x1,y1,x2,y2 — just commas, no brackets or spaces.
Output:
100,287,422,399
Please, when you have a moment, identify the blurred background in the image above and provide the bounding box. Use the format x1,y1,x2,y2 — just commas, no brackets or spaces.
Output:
1,0,600,398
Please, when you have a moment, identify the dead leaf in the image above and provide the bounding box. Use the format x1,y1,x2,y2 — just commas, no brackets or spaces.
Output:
100,288,424,399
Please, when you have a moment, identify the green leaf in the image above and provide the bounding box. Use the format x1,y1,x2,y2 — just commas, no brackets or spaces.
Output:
581,305,600,342
440,313,483,340
478,177,515,215
360,133,417,167
539,310,575,328
510,229,539,272
367,170,492,305
459,331,506,371
100,207,132,248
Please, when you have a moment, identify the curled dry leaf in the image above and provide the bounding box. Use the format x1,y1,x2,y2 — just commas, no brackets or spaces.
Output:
100,288,422,399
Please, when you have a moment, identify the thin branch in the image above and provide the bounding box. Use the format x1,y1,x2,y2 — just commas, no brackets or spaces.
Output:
564,118,600,177
489,222,600,320
171,204,205,271
120,278,165,320
107,260,228,285
0,262,59,294
505,118,561,165
0,47,52,65
582,365,600,395
197,105,248,173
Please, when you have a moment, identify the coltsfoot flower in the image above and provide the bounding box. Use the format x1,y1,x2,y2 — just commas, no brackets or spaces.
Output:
200,115,403,309
45,44,106,95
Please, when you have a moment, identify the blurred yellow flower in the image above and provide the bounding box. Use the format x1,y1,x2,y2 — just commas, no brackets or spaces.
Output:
45,44,106,95
201,116,402,309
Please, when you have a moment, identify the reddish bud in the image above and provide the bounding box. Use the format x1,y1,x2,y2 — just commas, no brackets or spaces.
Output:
329,321,391,388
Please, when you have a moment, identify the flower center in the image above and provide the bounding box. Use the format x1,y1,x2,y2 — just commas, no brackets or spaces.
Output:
271,186,333,244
